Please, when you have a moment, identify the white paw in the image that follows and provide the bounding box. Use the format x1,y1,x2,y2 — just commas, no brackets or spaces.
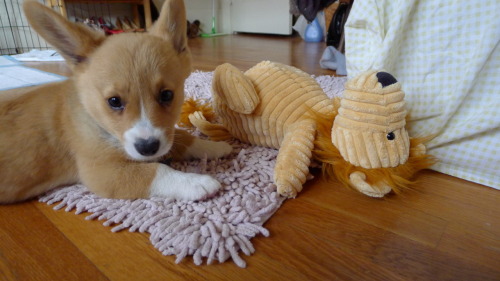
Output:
175,173,221,201
150,165,221,201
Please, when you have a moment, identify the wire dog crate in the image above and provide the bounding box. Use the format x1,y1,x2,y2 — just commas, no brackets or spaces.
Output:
0,0,52,55
0,0,151,55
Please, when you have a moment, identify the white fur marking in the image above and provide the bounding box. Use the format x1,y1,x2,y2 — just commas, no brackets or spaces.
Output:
149,165,221,201
124,102,170,161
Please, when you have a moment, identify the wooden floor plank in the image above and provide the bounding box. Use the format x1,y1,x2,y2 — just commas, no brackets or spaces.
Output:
438,222,500,272
274,193,500,281
188,35,334,76
402,172,500,235
34,202,209,281
35,201,341,281
257,205,407,281
300,171,500,277
0,202,107,281
300,174,448,247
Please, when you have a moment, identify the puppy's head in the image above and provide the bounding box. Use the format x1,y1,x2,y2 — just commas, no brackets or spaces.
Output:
24,0,191,161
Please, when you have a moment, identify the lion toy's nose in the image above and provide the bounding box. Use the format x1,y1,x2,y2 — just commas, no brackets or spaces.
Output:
376,72,398,88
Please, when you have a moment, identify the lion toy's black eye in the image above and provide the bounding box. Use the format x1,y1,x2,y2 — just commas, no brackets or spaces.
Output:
159,89,174,105
108,96,124,110
387,132,395,140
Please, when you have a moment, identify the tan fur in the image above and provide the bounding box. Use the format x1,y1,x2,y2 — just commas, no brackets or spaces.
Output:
0,0,231,203
187,62,435,198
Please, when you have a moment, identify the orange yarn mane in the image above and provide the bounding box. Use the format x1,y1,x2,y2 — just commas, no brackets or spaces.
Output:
312,102,436,194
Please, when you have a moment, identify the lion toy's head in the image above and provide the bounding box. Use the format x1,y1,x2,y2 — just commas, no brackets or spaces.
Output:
314,70,435,197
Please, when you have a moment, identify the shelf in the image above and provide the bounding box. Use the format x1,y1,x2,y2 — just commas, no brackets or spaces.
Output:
46,0,152,29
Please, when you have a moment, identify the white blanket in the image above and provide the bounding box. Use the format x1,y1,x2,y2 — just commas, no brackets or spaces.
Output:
0,63,66,91
344,0,500,189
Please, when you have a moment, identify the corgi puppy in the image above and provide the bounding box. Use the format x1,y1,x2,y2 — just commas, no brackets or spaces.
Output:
0,0,232,203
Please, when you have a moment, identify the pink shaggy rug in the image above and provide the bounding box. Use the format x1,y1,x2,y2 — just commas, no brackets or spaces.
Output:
39,71,347,267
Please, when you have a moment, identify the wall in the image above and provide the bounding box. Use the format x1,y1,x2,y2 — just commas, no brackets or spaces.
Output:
180,0,231,34
230,0,292,35
155,0,291,35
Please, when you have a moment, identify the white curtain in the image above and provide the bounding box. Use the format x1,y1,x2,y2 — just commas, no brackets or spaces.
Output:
344,0,500,189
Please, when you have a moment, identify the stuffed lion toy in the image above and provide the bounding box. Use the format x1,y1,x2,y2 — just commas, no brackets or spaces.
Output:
182,61,435,198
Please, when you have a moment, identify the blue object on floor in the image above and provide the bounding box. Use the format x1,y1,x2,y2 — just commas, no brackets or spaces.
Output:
319,46,347,76
304,18,323,42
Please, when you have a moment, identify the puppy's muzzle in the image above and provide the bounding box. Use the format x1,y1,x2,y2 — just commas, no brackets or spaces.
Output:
134,137,160,156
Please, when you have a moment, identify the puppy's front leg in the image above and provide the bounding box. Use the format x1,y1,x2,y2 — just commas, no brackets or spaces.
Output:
169,129,232,160
77,156,221,201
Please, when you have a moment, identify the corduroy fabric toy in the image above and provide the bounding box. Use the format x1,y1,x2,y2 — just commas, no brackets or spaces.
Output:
183,61,435,198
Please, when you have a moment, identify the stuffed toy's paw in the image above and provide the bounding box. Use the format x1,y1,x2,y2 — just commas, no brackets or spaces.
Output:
349,172,392,198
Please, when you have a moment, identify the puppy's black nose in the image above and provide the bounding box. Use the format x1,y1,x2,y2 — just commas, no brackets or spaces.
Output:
134,137,160,156
376,72,398,88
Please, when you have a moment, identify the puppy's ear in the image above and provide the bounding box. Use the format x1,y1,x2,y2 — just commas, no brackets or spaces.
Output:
148,0,188,54
23,1,105,66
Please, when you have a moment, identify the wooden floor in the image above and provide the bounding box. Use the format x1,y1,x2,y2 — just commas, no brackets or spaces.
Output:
1,34,499,281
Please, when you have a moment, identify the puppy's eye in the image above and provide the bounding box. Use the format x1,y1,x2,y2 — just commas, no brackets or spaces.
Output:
108,96,124,110
387,132,395,141
159,89,174,105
